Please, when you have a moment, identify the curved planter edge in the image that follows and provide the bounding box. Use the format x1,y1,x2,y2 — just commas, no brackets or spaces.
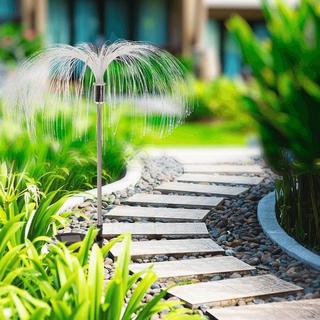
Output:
59,159,142,213
257,191,320,271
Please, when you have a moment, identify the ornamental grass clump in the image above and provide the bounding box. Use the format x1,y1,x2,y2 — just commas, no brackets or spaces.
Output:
228,0,320,250
0,163,69,245
0,104,126,195
0,228,203,319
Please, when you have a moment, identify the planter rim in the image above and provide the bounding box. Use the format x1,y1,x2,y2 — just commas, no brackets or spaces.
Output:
58,159,142,213
258,191,320,271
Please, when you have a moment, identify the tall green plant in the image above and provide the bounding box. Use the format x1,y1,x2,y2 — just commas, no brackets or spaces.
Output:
0,164,69,246
0,171,70,299
228,0,320,249
0,229,204,320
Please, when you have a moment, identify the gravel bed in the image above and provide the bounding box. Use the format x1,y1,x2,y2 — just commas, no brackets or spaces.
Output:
61,154,320,310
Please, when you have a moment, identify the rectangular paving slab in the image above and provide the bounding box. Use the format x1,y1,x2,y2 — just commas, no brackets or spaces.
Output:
168,274,303,308
208,299,320,320
183,164,264,174
149,147,260,164
129,256,255,280
155,182,248,196
106,206,210,221
110,238,224,258
177,174,264,186
122,194,224,209
102,222,209,238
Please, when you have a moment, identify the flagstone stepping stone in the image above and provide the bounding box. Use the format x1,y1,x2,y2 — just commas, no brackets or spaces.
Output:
122,194,224,209
102,222,209,238
106,206,210,221
183,164,264,174
110,238,224,258
129,256,255,280
177,173,264,186
174,154,255,164
207,299,320,320
168,274,303,308
155,182,248,197
149,147,260,164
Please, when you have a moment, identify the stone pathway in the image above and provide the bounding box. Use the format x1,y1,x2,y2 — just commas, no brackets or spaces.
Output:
75,147,320,318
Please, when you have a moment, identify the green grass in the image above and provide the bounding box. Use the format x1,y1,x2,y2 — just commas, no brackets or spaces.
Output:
140,120,254,146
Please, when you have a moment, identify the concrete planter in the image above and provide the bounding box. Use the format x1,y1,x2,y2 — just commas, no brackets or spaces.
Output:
258,191,320,271
59,159,142,213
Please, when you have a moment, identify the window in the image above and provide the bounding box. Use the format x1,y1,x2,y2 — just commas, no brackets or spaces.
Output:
74,0,99,44
136,0,168,46
46,0,169,47
0,0,19,22
47,0,70,44
105,0,129,41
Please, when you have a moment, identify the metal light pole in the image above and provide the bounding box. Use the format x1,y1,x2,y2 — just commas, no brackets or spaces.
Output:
94,83,105,245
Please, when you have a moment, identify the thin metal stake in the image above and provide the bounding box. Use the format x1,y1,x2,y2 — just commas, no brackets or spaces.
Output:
94,83,105,245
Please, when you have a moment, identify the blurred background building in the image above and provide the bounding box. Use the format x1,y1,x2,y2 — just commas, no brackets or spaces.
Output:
0,0,298,79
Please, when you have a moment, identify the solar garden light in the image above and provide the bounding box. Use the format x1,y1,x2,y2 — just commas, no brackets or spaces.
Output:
1,41,188,244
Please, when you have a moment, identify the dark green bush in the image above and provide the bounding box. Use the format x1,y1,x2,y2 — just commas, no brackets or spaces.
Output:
228,0,320,250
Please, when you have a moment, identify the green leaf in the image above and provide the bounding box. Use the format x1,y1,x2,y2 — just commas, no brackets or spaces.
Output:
122,269,157,320
88,244,104,320
77,226,97,266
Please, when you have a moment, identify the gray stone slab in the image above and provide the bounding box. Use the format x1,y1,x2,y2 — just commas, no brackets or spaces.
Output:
110,238,224,258
129,256,254,280
155,182,248,196
106,206,209,221
183,164,263,174
147,147,260,164
122,193,224,209
168,275,303,308
102,222,209,238
208,299,320,320
177,174,264,186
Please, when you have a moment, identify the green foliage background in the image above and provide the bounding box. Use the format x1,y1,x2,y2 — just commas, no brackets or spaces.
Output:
228,0,320,250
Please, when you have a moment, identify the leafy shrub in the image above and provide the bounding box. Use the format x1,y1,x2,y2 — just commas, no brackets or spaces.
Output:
0,23,42,65
228,0,320,249
0,164,69,245
0,105,127,195
187,77,252,129
0,166,69,290
206,77,247,121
